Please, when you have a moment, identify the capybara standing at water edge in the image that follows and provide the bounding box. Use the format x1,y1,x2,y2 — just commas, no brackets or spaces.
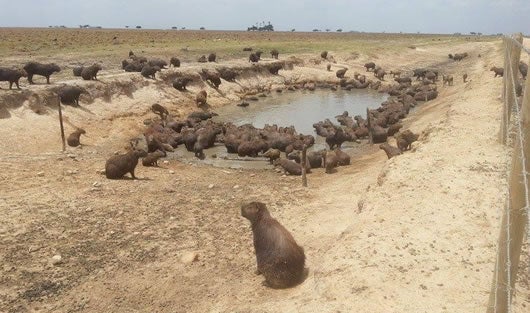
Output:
23,62,61,84
241,201,306,289
105,149,148,179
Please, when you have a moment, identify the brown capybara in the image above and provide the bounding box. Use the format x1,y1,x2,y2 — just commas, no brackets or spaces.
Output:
198,55,207,63
263,148,281,164
394,77,411,84
270,49,279,59
173,77,193,91
273,158,308,176
207,53,216,62
72,66,84,77
490,66,504,78
364,62,376,71
249,53,259,63
105,149,148,179
334,149,350,166
81,64,102,80
320,51,328,59
442,74,453,86
379,143,402,159
324,151,338,174
122,59,144,72
201,69,222,88
56,85,87,106
326,64,331,71
142,150,166,167
148,58,168,69
23,62,61,84
151,103,169,120
196,90,207,107
387,123,403,137
336,68,347,79
241,201,306,289
519,61,528,79
396,129,419,151
463,73,468,82
141,65,160,79
169,57,181,67
0,67,27,89
67,128,86,147
390,70,401,78
243,47,253,52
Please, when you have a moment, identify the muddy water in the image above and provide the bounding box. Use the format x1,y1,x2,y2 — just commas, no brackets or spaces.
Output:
172,89,388,169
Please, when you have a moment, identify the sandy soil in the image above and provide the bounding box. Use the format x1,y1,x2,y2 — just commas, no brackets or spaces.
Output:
0,32,528,313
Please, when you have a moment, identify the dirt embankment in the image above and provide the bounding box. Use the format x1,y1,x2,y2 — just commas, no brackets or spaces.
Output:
1,39,528,313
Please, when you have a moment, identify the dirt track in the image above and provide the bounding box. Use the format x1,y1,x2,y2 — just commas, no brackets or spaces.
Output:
0,32,529,312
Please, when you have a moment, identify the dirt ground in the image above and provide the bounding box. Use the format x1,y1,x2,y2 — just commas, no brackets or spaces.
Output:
0,30,529,312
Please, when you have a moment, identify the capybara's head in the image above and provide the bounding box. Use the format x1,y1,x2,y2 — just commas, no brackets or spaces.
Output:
134,149,148,158
78,128,86,135
18,69,28,77
490,67,496,71
129,50,135,57
51,64,61,73
241,201,268,223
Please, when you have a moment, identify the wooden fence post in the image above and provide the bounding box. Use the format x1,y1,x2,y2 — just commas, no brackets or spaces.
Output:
487,53,530,313
366,108,372,144
301,145,307,187
58,96,66,152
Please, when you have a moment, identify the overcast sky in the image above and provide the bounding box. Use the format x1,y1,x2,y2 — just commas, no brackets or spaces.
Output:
0,0,528,34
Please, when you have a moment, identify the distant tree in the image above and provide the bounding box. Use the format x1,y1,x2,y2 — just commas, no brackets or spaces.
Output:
200,26,205,30
336,29,342,32
470,32,476,35
136,25,142,29
313,29,320,32
171,26,177,30
181,27,186,30
478,32,482,36
291,28,296,32
325,29,330,32
125,26,129,29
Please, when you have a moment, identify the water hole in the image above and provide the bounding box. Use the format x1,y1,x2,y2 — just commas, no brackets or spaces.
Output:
172,88,388,169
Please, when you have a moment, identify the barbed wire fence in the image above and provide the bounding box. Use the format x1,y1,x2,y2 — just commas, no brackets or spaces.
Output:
487,33,530,313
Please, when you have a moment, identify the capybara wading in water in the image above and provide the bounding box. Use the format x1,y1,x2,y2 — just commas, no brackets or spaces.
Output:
241,201,306,289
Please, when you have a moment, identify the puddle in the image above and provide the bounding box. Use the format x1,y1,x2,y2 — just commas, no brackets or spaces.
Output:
172,88,388,169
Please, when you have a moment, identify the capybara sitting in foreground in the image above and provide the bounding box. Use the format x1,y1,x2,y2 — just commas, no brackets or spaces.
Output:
67,128,86,147
196,90,207,107
23,62,61,84
0,67,27,89
105,149,148,179
241,201,306,289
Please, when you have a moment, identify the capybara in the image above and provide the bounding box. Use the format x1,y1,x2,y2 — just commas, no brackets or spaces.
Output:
270,49,279,59
148,58,168,69
442,74,453,86
396,129,419,151
81,63,102,81
249,53,259,63
263,148,281,164
142,150,166,167
364,62,376,72
389,70,401,78
72,66,84,77
519,61,528,79
463,73,468,82
151,103,169,120
395,77,411,84
105,149,148,179
170,57,181,67
243,47,253,52
141,65,160,79
241,201,305,289
208,53,216,62
122,59,144,72
326,64,331,71
334,149,350,166
336,68,347,79
379,143,402,159
321,51,328,59
0,67,27,89
173,77,193,91
23,62,61,84
56,85,87,106
324,151,338,174
198,55,207,63
67,128,86,147
490,66,504,78
196,90,207,107
273,158,307,176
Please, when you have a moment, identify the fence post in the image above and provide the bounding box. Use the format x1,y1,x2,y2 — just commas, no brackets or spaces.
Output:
301,145,307,187
500,34,523,144
487,54,530,313
57,96,66,152
366,108,372,144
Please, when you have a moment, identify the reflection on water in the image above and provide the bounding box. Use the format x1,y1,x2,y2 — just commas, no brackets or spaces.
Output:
173,88,388,169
